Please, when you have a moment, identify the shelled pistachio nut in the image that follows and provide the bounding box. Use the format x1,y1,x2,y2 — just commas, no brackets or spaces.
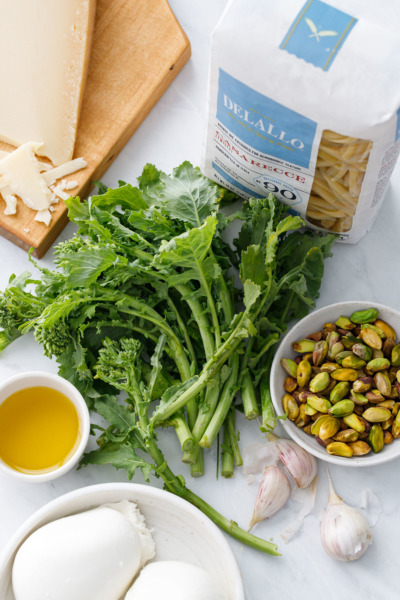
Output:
359,327,382,350
394,408,400,429
365,390,384,403
326,441,353,457
311,415,333,436
331,368,359,382
281,358,298,378
328,399,355,418
328,341,345,360
374,319,396,340
352,377,373,393
318,417,340,441
362,407,392,423
352,343,373,362
350,308,379,324
350,390,369,405
392,424,400,438
292,339,316,353
381,416,394,430
348,441,371,456
383,339,396,358
384,430,393,444
295,404,310,428
297,359,312,387
369,424,384,453
342,413,365,433
378,400,395,410
391,344,400,367
333,428,359,443
313,340,328,366
309,371,330,393
330,381,350,404
366,358,391,372
305,403,318,416
341,355,367,369
284,376,298,393
335,316,355,330
326,330,340,348
307,395,331,413
374,372,392,396
282,393,300,421
321,362,339,373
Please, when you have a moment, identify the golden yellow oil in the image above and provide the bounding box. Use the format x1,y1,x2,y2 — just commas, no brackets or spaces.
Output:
0,386,81,474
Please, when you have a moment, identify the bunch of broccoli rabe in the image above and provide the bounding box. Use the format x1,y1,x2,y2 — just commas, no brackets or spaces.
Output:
0,162,335,554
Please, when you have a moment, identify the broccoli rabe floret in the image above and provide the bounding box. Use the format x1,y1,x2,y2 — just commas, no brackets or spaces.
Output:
34,321,72,359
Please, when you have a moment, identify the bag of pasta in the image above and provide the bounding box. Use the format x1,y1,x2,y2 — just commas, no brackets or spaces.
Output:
203,0,400,242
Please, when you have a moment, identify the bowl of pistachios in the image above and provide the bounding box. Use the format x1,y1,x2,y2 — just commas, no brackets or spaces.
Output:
270,301,400,466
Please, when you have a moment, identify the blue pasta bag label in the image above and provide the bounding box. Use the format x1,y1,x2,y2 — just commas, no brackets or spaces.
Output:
280,0,357,71
203,0,400,243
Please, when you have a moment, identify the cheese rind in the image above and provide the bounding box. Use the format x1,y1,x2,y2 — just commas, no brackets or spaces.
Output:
0,0,95,166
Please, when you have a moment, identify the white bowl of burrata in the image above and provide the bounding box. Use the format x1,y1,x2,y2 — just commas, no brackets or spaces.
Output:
0,483,245,600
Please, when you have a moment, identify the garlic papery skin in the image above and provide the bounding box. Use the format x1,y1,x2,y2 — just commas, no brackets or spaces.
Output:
248,466,290,531
275,438,318,488
320,474,372,562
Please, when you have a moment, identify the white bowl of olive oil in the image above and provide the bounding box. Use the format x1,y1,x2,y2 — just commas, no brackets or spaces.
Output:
0,371,90,482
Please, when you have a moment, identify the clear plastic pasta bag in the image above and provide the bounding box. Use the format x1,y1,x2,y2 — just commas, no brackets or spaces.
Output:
203,0,400,242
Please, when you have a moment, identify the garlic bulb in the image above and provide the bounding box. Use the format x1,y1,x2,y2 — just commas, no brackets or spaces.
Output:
248,465,290,531
320,471,372,561
275,438,317,488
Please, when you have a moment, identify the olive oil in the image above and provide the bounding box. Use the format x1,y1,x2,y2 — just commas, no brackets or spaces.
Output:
0,386,80,474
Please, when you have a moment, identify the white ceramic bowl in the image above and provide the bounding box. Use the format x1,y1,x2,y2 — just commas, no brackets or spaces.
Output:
270,301,400,467
0,371,90,482
0,483,245,600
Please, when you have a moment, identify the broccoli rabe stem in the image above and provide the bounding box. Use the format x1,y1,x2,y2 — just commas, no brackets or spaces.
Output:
226,408,242,467
260,369,276,434
165,294,197,371
241,372,260,420
200,353,239,448
189,448,205,478
165,415,195,453
221,421,234,478
191,374,220,443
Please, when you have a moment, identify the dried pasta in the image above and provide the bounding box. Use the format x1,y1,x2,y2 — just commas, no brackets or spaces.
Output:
306,130,373,233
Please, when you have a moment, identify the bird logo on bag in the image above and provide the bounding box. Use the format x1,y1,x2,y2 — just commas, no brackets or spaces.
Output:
305,17,337,42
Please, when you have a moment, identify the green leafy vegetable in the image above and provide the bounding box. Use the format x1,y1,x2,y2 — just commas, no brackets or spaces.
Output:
0,162,335,555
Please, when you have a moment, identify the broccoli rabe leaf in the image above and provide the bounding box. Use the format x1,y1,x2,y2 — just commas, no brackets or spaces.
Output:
157,215,220,288
56,247,124,288
80,444,152,481
243,280,261,310
239,245,267,286
95,396,136,432
156,162,220,227
91,183,148,212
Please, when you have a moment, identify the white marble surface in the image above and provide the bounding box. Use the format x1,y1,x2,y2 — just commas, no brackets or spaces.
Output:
0,2,399,599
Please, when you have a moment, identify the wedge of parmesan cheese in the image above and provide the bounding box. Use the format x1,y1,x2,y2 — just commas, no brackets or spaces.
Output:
0,0,95,166
0,143,52,212
0,142,87,225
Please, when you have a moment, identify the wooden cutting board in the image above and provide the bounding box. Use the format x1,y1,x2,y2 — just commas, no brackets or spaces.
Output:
0,0,190,258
